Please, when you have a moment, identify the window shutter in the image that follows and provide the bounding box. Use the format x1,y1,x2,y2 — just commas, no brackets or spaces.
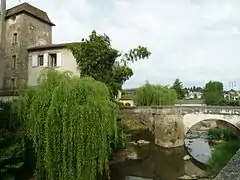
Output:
57,53,62,67
43,53,48,67
32,55,38,67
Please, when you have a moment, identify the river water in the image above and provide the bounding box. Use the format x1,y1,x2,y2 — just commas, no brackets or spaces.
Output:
111,129,210,180
185,125,212,166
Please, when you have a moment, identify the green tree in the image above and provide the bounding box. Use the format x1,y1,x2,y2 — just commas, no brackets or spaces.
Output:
203,81,224,105
68,30,151,98
14,69,121,180
171,78,185,99
134,83,178,106
0,101,24,179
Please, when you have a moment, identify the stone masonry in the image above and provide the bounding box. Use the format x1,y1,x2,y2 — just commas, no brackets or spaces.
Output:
1,2,54,89
121,106,240,148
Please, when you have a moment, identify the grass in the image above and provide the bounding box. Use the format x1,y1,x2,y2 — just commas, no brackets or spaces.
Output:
208,128,240,177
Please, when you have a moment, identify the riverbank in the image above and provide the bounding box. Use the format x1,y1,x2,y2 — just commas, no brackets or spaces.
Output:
214,148,240,180
208,129,240,177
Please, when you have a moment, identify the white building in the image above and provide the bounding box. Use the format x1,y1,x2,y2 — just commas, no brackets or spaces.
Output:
185,91,202,99
27,43,80,86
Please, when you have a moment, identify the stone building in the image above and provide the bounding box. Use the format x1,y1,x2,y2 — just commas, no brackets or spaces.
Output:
0,1,79,92
1,1,54,90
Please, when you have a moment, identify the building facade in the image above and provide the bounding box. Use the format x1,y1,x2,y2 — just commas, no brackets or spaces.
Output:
0,1,80,93
2,2,54,89
27,43,79,86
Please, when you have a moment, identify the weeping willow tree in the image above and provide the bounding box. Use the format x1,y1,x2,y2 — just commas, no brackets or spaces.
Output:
14,69,118,180
134,83,178,106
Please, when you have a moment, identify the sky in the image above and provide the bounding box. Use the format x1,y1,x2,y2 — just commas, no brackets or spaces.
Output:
7,0,240,89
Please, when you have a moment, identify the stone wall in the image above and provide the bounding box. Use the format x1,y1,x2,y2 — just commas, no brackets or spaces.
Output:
154,109,185,148
121,107,154,132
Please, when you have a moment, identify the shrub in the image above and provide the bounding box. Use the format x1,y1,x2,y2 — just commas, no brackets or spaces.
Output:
208,140,240,176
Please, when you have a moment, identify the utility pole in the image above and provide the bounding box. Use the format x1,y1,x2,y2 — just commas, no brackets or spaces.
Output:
229,81,237,101
0,0,6,46
229,81,236,90
0,0,6,89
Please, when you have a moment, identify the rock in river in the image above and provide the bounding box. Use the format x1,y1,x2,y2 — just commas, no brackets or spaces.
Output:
137,140,150,146
125,176,153,180
178,175,197,180
183,155,191,161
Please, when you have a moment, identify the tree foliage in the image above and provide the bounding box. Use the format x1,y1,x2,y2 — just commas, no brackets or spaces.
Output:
14,69,120,180
68,30,151,98
0,101,24,179
203,81,224,105
171,78,185,99
134,82,178,106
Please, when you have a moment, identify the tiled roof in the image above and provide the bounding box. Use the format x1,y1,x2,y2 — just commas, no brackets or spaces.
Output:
27,42,78,51
6,2,55,26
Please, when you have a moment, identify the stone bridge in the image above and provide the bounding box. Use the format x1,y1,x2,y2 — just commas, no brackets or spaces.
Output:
121,106,240,148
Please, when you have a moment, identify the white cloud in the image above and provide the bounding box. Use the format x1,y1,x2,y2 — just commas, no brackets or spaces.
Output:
7,0,240,89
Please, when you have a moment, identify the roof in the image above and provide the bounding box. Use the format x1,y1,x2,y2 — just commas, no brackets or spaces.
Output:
6,2,55,26
120,94,134,100
27,42,77,51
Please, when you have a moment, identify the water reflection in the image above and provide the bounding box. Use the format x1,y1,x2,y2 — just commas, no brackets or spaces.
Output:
185,131,212,165
184,119,240,168
111,144,205,180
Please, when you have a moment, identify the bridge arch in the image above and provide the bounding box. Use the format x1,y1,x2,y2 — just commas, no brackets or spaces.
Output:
183,113,240,135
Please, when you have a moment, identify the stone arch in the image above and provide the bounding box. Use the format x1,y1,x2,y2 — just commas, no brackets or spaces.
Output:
182,113,240,135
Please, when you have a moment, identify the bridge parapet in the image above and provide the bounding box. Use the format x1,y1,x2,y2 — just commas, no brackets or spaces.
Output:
121,106,240,115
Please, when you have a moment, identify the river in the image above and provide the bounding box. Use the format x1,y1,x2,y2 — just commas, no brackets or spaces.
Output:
110,129,210,180
185,123,213,166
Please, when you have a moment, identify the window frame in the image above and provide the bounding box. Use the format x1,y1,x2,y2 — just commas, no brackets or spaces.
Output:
49,53,57,67
12,33,18,45
12,55,16,69
38,55,44,66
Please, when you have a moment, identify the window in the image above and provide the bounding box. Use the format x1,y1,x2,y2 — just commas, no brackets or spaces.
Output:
12,33,18,45
12,55,16,69
49,54,57,67
38,55,44,66
10,78,16,90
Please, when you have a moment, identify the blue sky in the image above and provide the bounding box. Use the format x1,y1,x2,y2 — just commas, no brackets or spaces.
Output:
8,0,240,89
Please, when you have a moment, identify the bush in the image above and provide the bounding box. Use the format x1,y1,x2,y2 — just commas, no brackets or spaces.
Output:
208,129,237,141
0,101,24,179
208,140,240,176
